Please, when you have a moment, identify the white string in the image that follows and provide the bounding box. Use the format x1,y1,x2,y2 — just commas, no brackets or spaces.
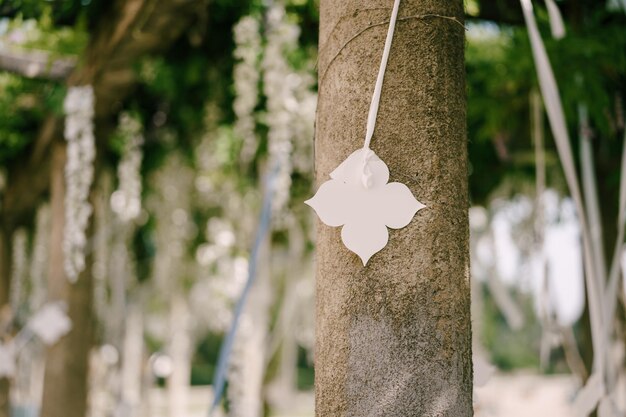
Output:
363,0,402,150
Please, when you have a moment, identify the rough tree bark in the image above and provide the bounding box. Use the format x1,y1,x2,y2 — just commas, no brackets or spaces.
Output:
314,1,472,416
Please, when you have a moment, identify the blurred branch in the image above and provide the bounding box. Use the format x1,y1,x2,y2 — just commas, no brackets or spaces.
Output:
562,326,589,381
0,48,76,80
468,0,609,27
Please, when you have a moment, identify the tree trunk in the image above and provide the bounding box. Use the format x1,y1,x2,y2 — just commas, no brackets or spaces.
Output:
227,235,271,417
121,300,144,417
166,293,192,417
314,1,471,416
0,224,12,417
40,142,94,417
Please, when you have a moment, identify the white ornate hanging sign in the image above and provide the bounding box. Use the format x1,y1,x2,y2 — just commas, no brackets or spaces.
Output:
306,0,425,265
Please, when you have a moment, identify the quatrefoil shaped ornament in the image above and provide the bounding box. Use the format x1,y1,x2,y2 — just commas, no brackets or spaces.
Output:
306,148,425,265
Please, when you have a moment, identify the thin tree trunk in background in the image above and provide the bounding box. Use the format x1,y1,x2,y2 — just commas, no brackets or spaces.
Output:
121,300,144,416
167,293,192,417
0,225,12,417
315,1,471,416
41,142,94,417
227,229,271,417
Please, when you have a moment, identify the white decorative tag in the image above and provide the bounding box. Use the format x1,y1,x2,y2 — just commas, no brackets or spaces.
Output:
306,148,425,265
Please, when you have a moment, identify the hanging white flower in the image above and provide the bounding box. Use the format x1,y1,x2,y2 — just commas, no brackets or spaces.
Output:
111,112,144,222
191,254,248,333
262,4,301,217
233,15,262,164
227,313,266,417
191,217,247,333
27,302,72,345
290,71,316,175
147,153,196,294
63,85,96,282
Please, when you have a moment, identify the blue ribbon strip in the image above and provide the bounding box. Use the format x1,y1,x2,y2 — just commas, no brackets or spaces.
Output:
209,164,278,416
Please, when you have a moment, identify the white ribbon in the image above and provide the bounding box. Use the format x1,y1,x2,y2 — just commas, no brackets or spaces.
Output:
363,0,402,151
545,0,566,39
520,2,608,413
607,0,626,13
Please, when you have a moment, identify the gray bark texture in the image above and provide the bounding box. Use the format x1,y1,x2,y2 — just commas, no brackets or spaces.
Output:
314,1,472,416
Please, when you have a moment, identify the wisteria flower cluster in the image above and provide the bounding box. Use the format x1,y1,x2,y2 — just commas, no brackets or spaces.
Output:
262,4,302,218
191,218,247,333
111,112,144,222
147,154,196,294
63,85,96,282
233,16,262,165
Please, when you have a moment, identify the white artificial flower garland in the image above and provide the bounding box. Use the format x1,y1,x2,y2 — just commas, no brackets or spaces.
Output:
233,16,262,165
262,4,301,217
63,85,96,282
290,71,317,175
111,112,144,222
148,153,195,294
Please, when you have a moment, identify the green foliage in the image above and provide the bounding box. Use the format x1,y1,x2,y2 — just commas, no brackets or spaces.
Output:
191,333,223,385
466,24,537,204
0,73,64,162
0,9,88,54
296,346,314,390
466,8,626,204
546,18,626,139
0,0,108,29
479,284,542,370
0,9,87,164
467,25,528,147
